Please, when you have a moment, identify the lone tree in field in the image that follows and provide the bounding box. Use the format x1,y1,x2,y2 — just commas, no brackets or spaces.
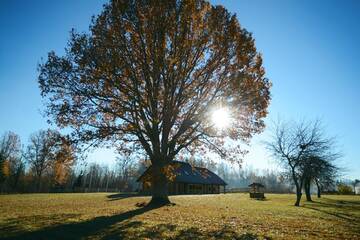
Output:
267,119,340,206
39,0,271,205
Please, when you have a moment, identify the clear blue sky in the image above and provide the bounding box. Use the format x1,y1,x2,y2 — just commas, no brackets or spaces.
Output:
0,0,359,178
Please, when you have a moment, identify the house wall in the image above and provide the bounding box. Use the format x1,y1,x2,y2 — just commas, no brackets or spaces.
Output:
171,183,220,194
140,181,222,195
355,186,360,195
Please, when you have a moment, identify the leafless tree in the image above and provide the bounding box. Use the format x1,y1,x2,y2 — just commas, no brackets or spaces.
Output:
301,155,339,200
25,130,63,191
267,119,340,206
116,156,136,191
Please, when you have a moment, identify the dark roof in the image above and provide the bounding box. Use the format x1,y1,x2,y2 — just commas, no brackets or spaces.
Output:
248,182,265,188
137,161,227,185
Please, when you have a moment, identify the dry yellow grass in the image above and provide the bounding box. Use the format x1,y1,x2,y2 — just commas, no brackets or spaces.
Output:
0,193,359,239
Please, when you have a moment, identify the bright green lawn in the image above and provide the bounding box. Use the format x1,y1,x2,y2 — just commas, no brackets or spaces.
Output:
0,193,359,239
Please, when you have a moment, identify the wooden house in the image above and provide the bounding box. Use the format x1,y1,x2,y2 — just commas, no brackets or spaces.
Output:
137,161,227,195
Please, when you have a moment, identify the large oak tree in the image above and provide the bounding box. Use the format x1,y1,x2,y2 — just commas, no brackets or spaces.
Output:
39,0,271,205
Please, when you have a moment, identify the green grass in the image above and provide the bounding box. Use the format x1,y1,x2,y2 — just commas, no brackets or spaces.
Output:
0,193,359,239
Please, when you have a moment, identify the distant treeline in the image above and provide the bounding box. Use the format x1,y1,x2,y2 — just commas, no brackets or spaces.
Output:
0,130,147,193
0,130,356,194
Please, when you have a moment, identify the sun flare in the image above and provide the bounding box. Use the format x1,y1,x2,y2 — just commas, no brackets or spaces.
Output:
211,108,231,130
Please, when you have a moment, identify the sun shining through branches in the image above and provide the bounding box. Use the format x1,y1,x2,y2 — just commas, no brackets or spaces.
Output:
38,0,271,204
211,108,231,130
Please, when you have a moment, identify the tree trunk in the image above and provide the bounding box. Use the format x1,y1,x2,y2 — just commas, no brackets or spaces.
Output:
305,179,312,201
148,164,170,206
105,173,109,193
88,169,93,192
295,190,302,206
292,168,302,206
294,181,303,206
315,180,321,198
37,175,42,192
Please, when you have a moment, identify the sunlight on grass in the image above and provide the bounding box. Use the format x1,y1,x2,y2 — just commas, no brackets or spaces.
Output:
0,193,359,239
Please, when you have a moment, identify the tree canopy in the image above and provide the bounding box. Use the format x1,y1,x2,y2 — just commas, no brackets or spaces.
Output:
39,0,271,204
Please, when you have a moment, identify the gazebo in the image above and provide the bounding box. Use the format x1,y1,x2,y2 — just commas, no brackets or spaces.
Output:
248,182,265,199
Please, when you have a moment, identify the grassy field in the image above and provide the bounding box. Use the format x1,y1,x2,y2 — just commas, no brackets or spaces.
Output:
0,193,359,239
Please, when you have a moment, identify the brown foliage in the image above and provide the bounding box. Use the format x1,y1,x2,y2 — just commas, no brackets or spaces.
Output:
54,138,76,186
38,0,271,200
25,130,76,190
0,132,22,185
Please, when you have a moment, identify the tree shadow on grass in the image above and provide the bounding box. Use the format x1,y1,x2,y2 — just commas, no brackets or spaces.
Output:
304,206,355,221
106,192,143,201
102,222,264,240
167,226,263,240
1,204,267,240
303,197,360,234
2,204,161,240
306,197,360,215
322,197,360,207
0,213,81,237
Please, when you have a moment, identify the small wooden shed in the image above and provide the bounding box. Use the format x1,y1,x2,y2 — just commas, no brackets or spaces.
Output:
248,182,265,199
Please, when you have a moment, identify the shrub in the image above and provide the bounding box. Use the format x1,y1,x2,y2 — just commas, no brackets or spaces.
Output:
337,183,353,195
